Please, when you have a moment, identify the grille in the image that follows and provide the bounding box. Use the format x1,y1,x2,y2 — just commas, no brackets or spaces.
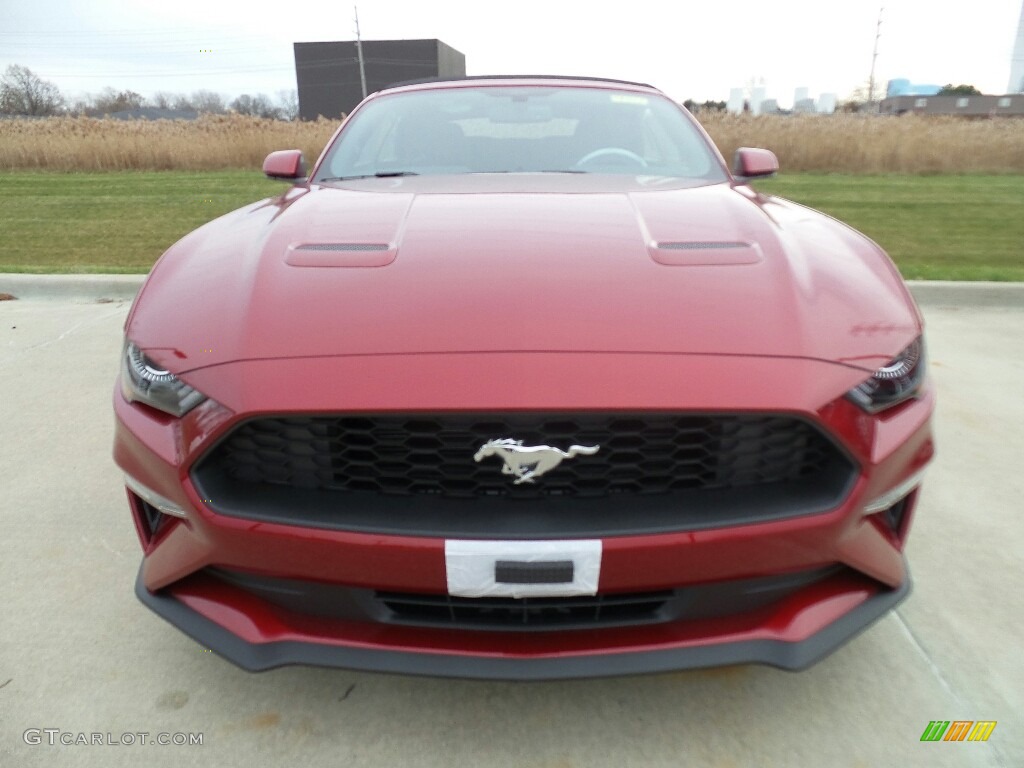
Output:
199,413,839,500
192,412,856,535
203,564,847,632
376,591,674,628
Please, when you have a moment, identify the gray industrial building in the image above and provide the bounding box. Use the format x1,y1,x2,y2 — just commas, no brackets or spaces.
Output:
293,39,465,120
879,93,1024,117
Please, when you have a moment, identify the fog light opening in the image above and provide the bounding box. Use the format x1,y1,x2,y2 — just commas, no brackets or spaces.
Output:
128,491,165,544
124,475,188,518
870,492,917,544
884,498,909,534
862,469,926,515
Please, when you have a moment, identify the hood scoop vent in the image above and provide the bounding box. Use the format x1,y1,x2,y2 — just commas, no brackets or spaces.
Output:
286,242,396,267
650,241,761,266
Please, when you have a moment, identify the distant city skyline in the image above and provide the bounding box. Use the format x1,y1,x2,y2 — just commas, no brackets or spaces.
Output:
1,0,1020,108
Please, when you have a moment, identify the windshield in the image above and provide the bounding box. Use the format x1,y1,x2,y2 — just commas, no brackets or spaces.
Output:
315,85,727,181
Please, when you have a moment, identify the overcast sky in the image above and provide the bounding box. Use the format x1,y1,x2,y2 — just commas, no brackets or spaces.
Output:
1,0,1021,107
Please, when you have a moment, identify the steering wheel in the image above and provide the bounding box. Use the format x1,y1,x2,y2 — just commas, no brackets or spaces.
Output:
575,147,648,170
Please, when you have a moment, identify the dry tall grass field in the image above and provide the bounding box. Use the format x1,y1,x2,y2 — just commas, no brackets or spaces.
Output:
1,112,1022,173
702,112,1024,174
0,114,340,173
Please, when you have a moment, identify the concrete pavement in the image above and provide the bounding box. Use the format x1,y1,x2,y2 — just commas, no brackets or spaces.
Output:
0,272,1023,307
0,299,1020,767
0,274,145,303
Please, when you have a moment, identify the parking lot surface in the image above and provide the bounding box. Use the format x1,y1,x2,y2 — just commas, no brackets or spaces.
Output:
1,297,1020,767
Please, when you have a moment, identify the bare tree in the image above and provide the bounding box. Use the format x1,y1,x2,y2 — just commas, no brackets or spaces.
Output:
151,91,178,109
190,90,226,114
0,64,65,116
837,81,873,113
277,89,299,121
67,95,91,115
91,87,146,114
230,93,281,119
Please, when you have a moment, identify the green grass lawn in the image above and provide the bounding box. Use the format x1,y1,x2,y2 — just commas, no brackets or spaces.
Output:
0,171,1021,280
754,174,1024,281
0,171,283,273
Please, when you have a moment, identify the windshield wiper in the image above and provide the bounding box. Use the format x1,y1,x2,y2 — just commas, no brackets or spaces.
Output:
319,171,420,181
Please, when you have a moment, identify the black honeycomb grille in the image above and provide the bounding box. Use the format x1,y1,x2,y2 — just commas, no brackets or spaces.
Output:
199,413,842,500
203,564,847,632
375,590,674,628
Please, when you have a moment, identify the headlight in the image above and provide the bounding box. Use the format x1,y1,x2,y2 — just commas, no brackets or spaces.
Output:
847,337,925,414
121,341,206,417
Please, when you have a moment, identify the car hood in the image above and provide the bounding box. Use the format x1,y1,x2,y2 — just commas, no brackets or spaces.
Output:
128,175,920,374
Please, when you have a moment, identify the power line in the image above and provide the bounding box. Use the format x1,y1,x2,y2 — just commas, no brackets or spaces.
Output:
1,42,288,53
35,66,296,78
0,28,280,38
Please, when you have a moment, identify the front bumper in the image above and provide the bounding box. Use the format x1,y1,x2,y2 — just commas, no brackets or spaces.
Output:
116,351,934,679
136,564,910,680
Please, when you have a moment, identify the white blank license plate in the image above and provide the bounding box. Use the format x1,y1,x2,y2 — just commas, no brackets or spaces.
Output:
444,539,602,598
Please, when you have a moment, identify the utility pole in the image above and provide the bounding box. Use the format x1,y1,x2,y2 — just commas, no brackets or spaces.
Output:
868,6,883,104
355,5,367,99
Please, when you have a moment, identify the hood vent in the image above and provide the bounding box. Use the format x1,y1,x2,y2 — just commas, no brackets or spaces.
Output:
650,241,761,266
657,241,748,250
296,243,389,251
286,242,396,267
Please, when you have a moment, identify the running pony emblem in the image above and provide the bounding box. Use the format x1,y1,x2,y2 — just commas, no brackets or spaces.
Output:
473,439,600,485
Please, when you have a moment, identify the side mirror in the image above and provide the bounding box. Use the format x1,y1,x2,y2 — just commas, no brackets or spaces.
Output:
732,147,779,181
263,150,306,183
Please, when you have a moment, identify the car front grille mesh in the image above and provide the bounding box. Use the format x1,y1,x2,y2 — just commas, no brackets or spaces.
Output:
200,413,841,500
203,564,848,632
375,590,674,628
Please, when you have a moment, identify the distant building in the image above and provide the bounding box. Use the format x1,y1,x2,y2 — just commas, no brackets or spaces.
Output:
1010,1,1024,93
105,108,199,120
749,86,766,116
726,88,745,114
886,79,942,98
879,93,1024,117
726,83,834,115
792,98,816,114
294,39,466,120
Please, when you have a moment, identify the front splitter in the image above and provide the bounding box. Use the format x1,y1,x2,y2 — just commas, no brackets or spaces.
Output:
135,565,910,681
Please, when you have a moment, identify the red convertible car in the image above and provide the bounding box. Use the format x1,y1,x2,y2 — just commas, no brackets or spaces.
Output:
113,76,934,679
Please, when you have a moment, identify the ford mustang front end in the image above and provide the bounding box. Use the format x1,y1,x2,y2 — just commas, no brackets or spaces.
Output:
114,76,934,679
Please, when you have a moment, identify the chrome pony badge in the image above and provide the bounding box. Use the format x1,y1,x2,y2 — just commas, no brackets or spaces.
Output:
473,439,600,485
